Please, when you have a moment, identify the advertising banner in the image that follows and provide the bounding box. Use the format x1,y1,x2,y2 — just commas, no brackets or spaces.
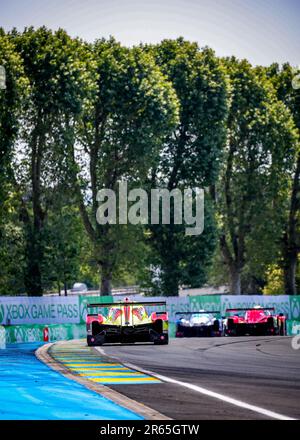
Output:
130,295,190,322
0,296,80,325
166,296,190,322
286,320,300,336
1,294,299,339
220,295,290,317
0,326,5,349
79,295,114,324
289,296,300,320
4,323,86,344
189,295,221,316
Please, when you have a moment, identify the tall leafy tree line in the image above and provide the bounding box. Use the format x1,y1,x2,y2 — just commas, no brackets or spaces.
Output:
0,27,298,296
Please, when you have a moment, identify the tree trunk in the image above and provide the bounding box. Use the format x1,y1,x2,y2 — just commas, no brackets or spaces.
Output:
220,235,243,295
162,263,180,296
100,262,112,296
156,225,180,297
24,249,43,296
24,121,45,296
23,219,43,296
282,153,299,295
229,266,241,295
64,280,68,296
283,254,297,295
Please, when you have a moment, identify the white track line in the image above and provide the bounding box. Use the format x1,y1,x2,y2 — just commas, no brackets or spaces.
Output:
97,348,296,421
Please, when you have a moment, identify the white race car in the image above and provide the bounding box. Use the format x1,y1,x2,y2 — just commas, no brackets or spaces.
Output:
175,310,222,337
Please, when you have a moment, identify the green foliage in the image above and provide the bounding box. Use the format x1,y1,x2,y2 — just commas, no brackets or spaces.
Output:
263,63,300,294
0,30,28,231
0,31,28,295
92,38,179,174
0,191,26,295
0,30,299,297
0,30,27,159
149,38,228,187
263,265,285,295
144,38,228,295
264,63,300,129
148,196,217,296
216,57,298,293
42,199,85,293
8,27,97,295
75,38,180,294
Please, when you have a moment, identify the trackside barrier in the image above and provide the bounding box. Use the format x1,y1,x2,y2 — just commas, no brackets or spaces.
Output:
3,319,297,343
4,323,86,344
0,296,80,326
287,320,300,335
1,295,300,342
0,325,5,349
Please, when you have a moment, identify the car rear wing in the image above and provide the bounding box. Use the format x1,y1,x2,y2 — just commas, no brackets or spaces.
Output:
225,307,275,312
87,301,167,308
175,311,220,315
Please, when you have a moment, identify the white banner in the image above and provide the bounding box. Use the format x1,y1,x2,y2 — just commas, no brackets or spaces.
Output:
0,296,80,325
130,295,190,322
221,295,290,317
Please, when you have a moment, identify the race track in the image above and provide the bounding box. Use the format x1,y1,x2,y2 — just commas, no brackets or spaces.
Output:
0,343,142,420
98,336,300,420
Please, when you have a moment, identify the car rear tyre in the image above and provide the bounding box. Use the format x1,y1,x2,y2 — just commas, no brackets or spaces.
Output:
87,336,94,346
278,319,286,336
154,335,169,345
226,319,237,336
87,333,105,346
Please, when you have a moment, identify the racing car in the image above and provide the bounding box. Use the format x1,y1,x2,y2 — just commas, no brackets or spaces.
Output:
223,306,287,336
86,298,169,346
175,311,222,337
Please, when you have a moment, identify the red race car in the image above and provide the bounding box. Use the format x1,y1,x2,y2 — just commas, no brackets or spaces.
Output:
223,306,287,336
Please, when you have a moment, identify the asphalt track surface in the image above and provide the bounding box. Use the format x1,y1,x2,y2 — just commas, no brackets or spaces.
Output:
99,336,300,420
0,343,141,420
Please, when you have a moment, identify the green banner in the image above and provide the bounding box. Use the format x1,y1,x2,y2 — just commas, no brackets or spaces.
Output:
4,323,86,344
287,320,300,336
79,295,114,324
289,297,300,320
189,295,221,316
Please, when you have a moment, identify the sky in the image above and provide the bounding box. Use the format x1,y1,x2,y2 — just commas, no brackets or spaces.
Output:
0,0,299,66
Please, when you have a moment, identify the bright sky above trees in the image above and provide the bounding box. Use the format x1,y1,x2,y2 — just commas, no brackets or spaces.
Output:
1,0,299,66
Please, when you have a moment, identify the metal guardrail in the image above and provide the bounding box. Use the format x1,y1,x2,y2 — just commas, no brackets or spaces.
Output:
42,285,141,297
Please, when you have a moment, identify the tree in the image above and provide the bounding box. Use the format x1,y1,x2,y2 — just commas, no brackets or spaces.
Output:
11,27,95,295
265,63,300,294
73,38,179,295
148,196,217,296
217,58,298,294
0,31,28,296
0,30,27,244
145,38,228,296
42,190,86,295
0,31,23,180
0,190,26,295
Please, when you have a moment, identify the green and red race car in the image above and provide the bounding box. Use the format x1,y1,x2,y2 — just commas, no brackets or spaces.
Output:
86,298,169,346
